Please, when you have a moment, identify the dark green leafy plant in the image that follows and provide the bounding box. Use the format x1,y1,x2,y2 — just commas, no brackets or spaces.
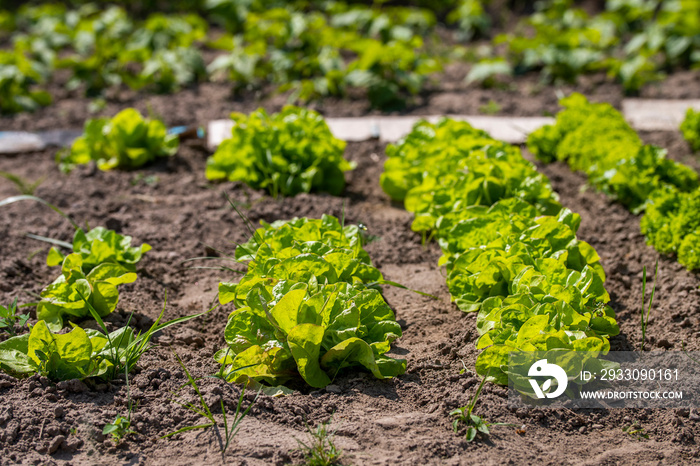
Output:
126,13,207,50
447,0,491,42
490,0,700,92
344,36,441,110
206,107,353,197
680,108,700,152
0,47,52,114
465,59,513,86
127,47,206,93
57,6,134,96
57,108,179,173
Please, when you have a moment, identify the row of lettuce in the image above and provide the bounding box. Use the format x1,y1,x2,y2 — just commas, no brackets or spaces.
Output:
476,0,700,93
380,118,620,383
58,97,700,272
529,94,700,271
4,0,700,116
57,105,357,199
0,1,462,113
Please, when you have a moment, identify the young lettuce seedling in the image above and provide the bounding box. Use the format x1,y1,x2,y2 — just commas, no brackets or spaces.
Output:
103,415,135,443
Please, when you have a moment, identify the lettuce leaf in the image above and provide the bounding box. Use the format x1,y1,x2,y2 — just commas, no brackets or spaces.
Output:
0,320,137,380
47,226,151,273
37,253,136,330
217,282,404,388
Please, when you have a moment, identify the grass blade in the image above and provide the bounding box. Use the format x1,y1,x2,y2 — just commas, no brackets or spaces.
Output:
0,195,79,229
25,233,73,250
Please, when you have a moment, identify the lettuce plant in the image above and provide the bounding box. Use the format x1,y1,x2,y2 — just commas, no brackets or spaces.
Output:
680,108,700,152
206,107,353,197
447,0,490,41
37,254,136,330
0,304,204,381
381,119,560,235
489,0,700,92
216,282,405,388
0,320,112,380
0,47,52,114
344,36,441,110
215,215,405,388
47,226,151,273
58,108,179,173
127,47,206,93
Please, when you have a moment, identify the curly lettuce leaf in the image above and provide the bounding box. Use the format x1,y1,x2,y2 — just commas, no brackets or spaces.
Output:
38,254,136,330
218,282,404,388
48,226,151,273
206,106,353,197
58,108,178,173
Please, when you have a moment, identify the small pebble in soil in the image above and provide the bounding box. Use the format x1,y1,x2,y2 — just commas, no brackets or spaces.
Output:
325,384,341,394
57,379,88,393
66,438,84,451
54,407,64,419
657,339,673,349
48,435,65,454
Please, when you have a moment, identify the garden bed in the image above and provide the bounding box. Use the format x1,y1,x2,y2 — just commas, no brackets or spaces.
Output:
1,127,699,464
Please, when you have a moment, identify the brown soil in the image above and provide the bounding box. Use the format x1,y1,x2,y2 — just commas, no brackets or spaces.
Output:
1,121,700,464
